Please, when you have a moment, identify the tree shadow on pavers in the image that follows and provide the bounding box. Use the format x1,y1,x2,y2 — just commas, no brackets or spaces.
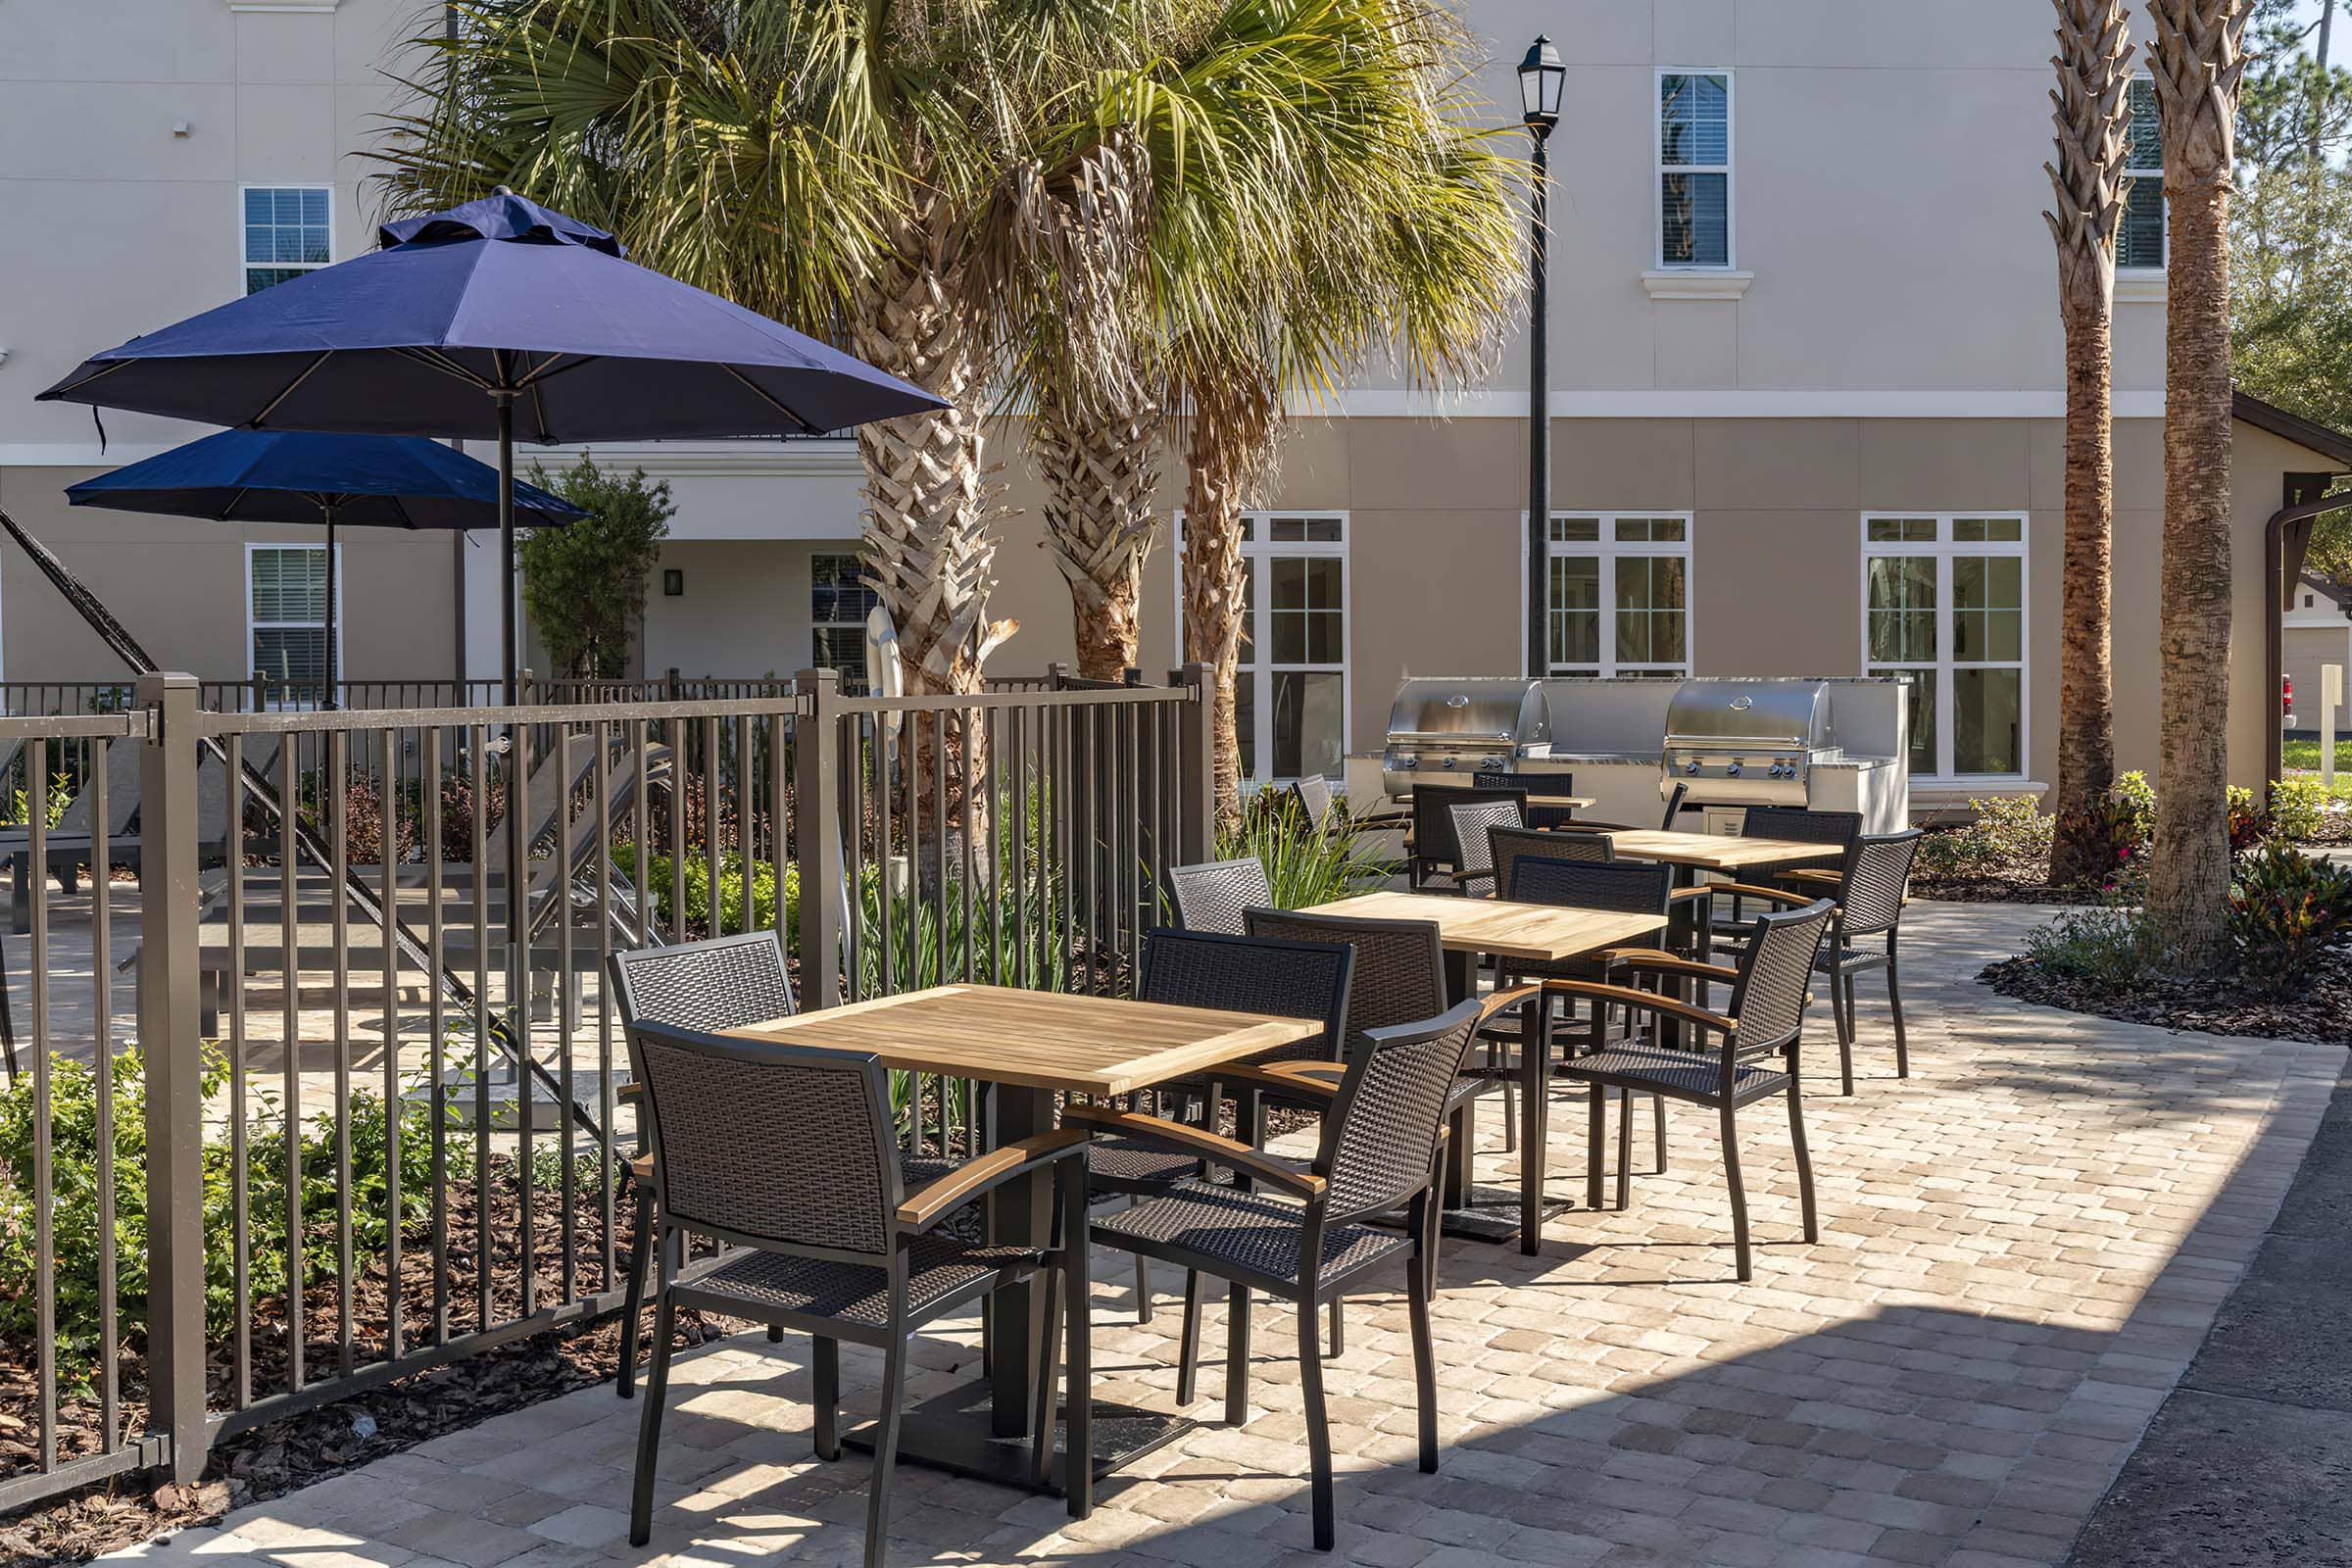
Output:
581,1293,2141,1568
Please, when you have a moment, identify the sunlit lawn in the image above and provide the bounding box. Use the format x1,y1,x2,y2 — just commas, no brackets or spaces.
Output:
2282,738,2352,799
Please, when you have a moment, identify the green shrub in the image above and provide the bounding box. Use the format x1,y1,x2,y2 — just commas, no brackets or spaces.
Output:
2268,778,2329,844
2115,770,2158,840
2025,905,2162,985
1220,790,1395,909
612,845,795,944
0,1048,472,1396
2053,793,2146,894
2230,843,2352,993
1916,795,2054,879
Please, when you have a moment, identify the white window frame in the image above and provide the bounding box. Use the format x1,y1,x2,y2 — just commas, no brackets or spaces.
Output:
809,550,874,695
1173,512,1351,788
245,542,342,708
1857,514,2031,783
239,183,334,296
1654,69,1735,270
2120,74,2165,275
1540,513,1696,678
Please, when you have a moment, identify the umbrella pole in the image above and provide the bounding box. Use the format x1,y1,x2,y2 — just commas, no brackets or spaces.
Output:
321,504,339,710
497,392,516,707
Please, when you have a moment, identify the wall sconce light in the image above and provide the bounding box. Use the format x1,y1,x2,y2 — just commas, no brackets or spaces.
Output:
662,569,683,597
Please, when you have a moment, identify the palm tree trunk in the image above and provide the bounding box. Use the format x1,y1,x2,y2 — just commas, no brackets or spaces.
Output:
2044,0,2133,887
2146,0,2252,971
851,202,1012,868
1179,375,1279,822
1036,384,1163,682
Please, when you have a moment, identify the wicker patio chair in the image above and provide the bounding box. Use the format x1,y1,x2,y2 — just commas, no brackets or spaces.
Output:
1464,768,1581,828
1485,823,1608,907
1712,830,1925,1094
1167,858,1274,935
620,1018,1094,1560
1407,784,1526,892
607,931,973,1397
1709,807,1863,930
1446,797,1527,897
1089,928,1352,1330
1550,898,1835,1281
1568,779,1692,834
1070,990,1522,1550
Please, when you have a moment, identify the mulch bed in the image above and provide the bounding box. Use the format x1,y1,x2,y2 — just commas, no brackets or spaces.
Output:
0,1160,733,1567
1982,950,2352,1047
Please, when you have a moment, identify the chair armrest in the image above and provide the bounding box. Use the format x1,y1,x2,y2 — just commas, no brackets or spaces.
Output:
1708,882,1811,907
896,1129,1090,1231
1780,867,1843,890
617,1082,644,1104
1476,983,1542,1027
1061,1103,1325,1199
1538,978,1739,1036
1667,885,1711,904
1562,818,1636,832
1217,1062,1341,1102
1596,949,1740,985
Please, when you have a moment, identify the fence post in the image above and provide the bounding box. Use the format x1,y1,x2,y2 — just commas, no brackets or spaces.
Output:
793,668,844,1007
136,672,207,1482
1047,661,1072,691
1173,662,1214,864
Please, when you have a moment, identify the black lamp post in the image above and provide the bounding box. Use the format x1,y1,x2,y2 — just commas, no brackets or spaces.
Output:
1519,36,1564,680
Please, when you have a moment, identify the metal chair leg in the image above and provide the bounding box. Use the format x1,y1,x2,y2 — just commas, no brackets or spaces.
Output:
1176,1269,1204,1406
1586,1083,1606,1210
1407,1194,1441,1475
1134,1252,1152,1326
615,1182,654,1399
1652,1093,1668,1174
1886,941,1910,1079
1060,1161,1094,1520
1327,1298,1345,1358
626,1288,676,1545
864,1330,907,1568
1787,1062,1819,1244
1721,1102,1751,1282
1298,1292,1335,1551
1615,1087,1634,1210
1224,1283,1252,1428
1832,970,1856,1096
1030,1262,1065,1490
812,1336,841,1460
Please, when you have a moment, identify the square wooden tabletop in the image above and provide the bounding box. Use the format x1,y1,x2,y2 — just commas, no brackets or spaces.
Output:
1598,829,1847,872
1296,890,1670,962
718,984,1324,1098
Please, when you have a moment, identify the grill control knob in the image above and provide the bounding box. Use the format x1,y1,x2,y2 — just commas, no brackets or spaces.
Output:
1684,760,1700,775
1726,761,1742,777
1442,757,1457,769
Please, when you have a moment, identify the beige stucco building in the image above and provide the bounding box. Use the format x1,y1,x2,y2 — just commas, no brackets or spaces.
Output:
3,0,2346,807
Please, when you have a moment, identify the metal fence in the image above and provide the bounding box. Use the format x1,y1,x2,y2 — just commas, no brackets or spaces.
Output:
0,664,1211,1508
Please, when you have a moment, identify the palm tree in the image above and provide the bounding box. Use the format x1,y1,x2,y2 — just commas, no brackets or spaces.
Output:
2042,0,2135,886
1115,2,1524,813
2146,0,2253,969
378,0,1187,710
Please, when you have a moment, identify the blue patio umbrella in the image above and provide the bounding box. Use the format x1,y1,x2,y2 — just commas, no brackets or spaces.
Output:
37,191,945,701
66,429,587,706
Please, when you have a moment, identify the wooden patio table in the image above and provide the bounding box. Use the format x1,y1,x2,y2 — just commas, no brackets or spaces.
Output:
722,983,1321,1491
1298,890,1669,1250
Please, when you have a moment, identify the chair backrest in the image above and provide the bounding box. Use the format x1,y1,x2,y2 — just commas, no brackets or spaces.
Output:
1509,857,1674,915
1167,858,1274,935
1244,908,1446,1061
1292,775,1339,832
1473,767,1577,802
1724,900,1837,1056
1837,829,1925,937
1447,798,1526,887
1489,825,1607,898
1740,807,1864,851
608,930,798,1034
1660,781,1690,830
1137,927,1352,1066
1315,1001,1483,1226
623,1018,901,1260
1410,785,1528,871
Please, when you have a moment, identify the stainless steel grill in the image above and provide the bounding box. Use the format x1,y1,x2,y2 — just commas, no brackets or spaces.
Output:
1661,679,1839,807
1380,677,1558,799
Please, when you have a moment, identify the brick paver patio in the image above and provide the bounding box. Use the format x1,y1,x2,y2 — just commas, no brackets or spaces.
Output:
98,900,2342,1568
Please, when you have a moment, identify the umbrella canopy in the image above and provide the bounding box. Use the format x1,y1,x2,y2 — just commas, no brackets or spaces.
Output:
36,193,936,441
66,429,589,707
64,429,587,529
37,191,947,700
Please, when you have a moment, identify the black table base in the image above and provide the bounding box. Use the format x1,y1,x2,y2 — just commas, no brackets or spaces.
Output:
844,1387,1195,1493
1434,1183,1578,1245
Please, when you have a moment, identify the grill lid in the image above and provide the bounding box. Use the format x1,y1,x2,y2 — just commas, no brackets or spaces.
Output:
1663,679,1834,750
1385,678,1550,747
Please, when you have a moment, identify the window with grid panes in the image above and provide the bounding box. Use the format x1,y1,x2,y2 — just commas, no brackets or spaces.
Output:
243,187,332,294
1862,515,2027,778
1546,515,1691,677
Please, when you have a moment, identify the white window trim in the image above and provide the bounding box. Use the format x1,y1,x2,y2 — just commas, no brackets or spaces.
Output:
2120,74,2165,277
238,183,334,297
1172,511,1351,787
1538,512,1697,679
1857,513,2031,784
1654,68,1735,270
245,542,342,708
